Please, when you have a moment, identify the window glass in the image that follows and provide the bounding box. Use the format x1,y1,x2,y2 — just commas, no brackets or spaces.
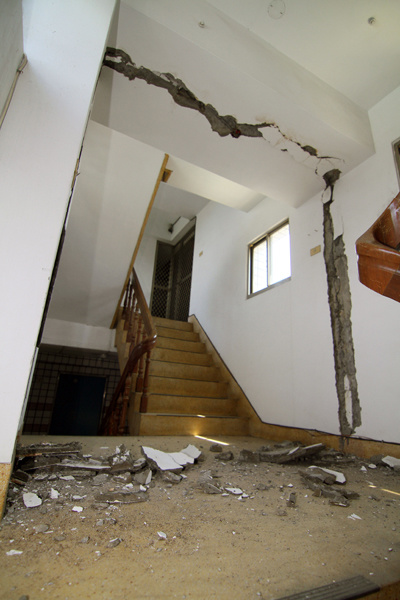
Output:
269,222,291,285
251,238,267,293
248,221,291,295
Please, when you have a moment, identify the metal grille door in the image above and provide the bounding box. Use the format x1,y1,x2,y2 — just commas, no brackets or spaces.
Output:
150,243,173,318
150,226,195,322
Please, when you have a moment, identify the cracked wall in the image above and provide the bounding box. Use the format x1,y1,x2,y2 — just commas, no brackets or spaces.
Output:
103,51,361,436
322,171,361,436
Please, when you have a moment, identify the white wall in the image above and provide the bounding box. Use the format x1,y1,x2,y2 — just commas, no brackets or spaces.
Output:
0,0,23,117
47,120,165,327
42,319,116,352
0,0,116,464
190,85,400,443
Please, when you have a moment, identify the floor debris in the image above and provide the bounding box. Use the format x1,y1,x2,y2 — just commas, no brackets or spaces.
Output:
1,437,399,598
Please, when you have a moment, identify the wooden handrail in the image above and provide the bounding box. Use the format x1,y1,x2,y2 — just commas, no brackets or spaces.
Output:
356,192,400,302
100,268,157,435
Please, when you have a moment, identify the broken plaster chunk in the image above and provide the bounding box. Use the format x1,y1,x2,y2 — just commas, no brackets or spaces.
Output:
134,469,152,486
161,471,182,485
348,513,362,520
169,452,195,467
6,549,23,556
50,488,59,500
107,537,122,548
141,447,183,472
72,506,84,513
309,466,346,484
382,456,400,470
157,531,167,540
92,473,109,486
181,444,202,460
23,492,42,508
225,487,243,496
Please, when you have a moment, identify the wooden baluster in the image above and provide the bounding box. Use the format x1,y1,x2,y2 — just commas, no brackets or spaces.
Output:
127,295,137,343
136,322,145,393
140,350,152,413
122,280,129,320
122,280,132,322
118,375,131,435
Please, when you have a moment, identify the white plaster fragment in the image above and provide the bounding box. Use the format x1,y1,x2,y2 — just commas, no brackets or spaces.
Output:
309,466,346,484
6,549,23,556
72,506,83,513
169,452,195,466
157,531,167,540
23,492,42,508
142,447,183,471
348,513,362,520
225,487,243,495
50,488,59,499
181,444,202,460
382,456,400,469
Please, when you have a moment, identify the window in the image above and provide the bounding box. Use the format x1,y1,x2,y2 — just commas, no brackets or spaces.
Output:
248,221,291,296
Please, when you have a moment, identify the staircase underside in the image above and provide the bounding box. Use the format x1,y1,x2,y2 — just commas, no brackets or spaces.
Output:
116,316,249,436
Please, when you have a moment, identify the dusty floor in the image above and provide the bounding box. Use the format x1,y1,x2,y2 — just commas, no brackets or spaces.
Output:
0,435,399,600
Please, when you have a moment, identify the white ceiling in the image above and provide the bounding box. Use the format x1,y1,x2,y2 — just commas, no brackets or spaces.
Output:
206,0,400,110
123,0,400,111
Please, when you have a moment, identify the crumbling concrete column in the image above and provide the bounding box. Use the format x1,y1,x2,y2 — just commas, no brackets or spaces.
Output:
322,170,361,436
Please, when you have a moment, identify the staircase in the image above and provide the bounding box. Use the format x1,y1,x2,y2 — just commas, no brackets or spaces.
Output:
117,316,249,436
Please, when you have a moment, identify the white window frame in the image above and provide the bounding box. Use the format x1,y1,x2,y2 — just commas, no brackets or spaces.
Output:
247,220,291,298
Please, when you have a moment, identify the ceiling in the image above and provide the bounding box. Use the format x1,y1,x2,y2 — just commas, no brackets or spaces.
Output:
92,0,400,209
206,0,400,110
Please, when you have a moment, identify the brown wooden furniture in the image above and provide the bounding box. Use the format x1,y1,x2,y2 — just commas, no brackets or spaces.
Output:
356,192,400,302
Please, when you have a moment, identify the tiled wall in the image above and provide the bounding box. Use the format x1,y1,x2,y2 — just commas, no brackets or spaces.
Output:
23,345,120,435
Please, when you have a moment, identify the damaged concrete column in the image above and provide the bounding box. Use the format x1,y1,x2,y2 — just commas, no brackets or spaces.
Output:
322,170,361,436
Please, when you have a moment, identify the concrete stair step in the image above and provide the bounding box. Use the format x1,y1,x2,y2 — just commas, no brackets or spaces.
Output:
152,346,212,366
149,376,228,398
147,394,237,416
156,325,199,342
149,361,220,382
137,414,249,436
155,336,205,353
153,317,193,331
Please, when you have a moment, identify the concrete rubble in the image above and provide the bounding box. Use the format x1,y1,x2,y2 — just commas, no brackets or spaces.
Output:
3,439,400,541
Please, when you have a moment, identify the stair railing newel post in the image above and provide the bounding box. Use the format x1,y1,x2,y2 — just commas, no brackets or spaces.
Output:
100,267,157,435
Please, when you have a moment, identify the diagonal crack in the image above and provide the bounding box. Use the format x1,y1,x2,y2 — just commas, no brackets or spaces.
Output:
103,48,340,169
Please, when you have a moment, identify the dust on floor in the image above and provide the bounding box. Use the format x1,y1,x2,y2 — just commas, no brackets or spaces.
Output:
0,435,399,600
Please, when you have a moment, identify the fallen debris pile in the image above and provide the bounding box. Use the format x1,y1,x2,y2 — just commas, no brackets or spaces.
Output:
4,439,400,523
6,442,203,518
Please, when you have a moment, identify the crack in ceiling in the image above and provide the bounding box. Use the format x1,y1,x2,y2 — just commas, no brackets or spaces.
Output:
103,48,343,177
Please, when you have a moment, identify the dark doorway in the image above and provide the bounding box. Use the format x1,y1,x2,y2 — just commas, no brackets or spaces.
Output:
150,226,195,322
49,374,106,435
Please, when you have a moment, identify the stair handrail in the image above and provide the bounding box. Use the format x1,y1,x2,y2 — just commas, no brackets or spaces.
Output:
100,268,157,435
